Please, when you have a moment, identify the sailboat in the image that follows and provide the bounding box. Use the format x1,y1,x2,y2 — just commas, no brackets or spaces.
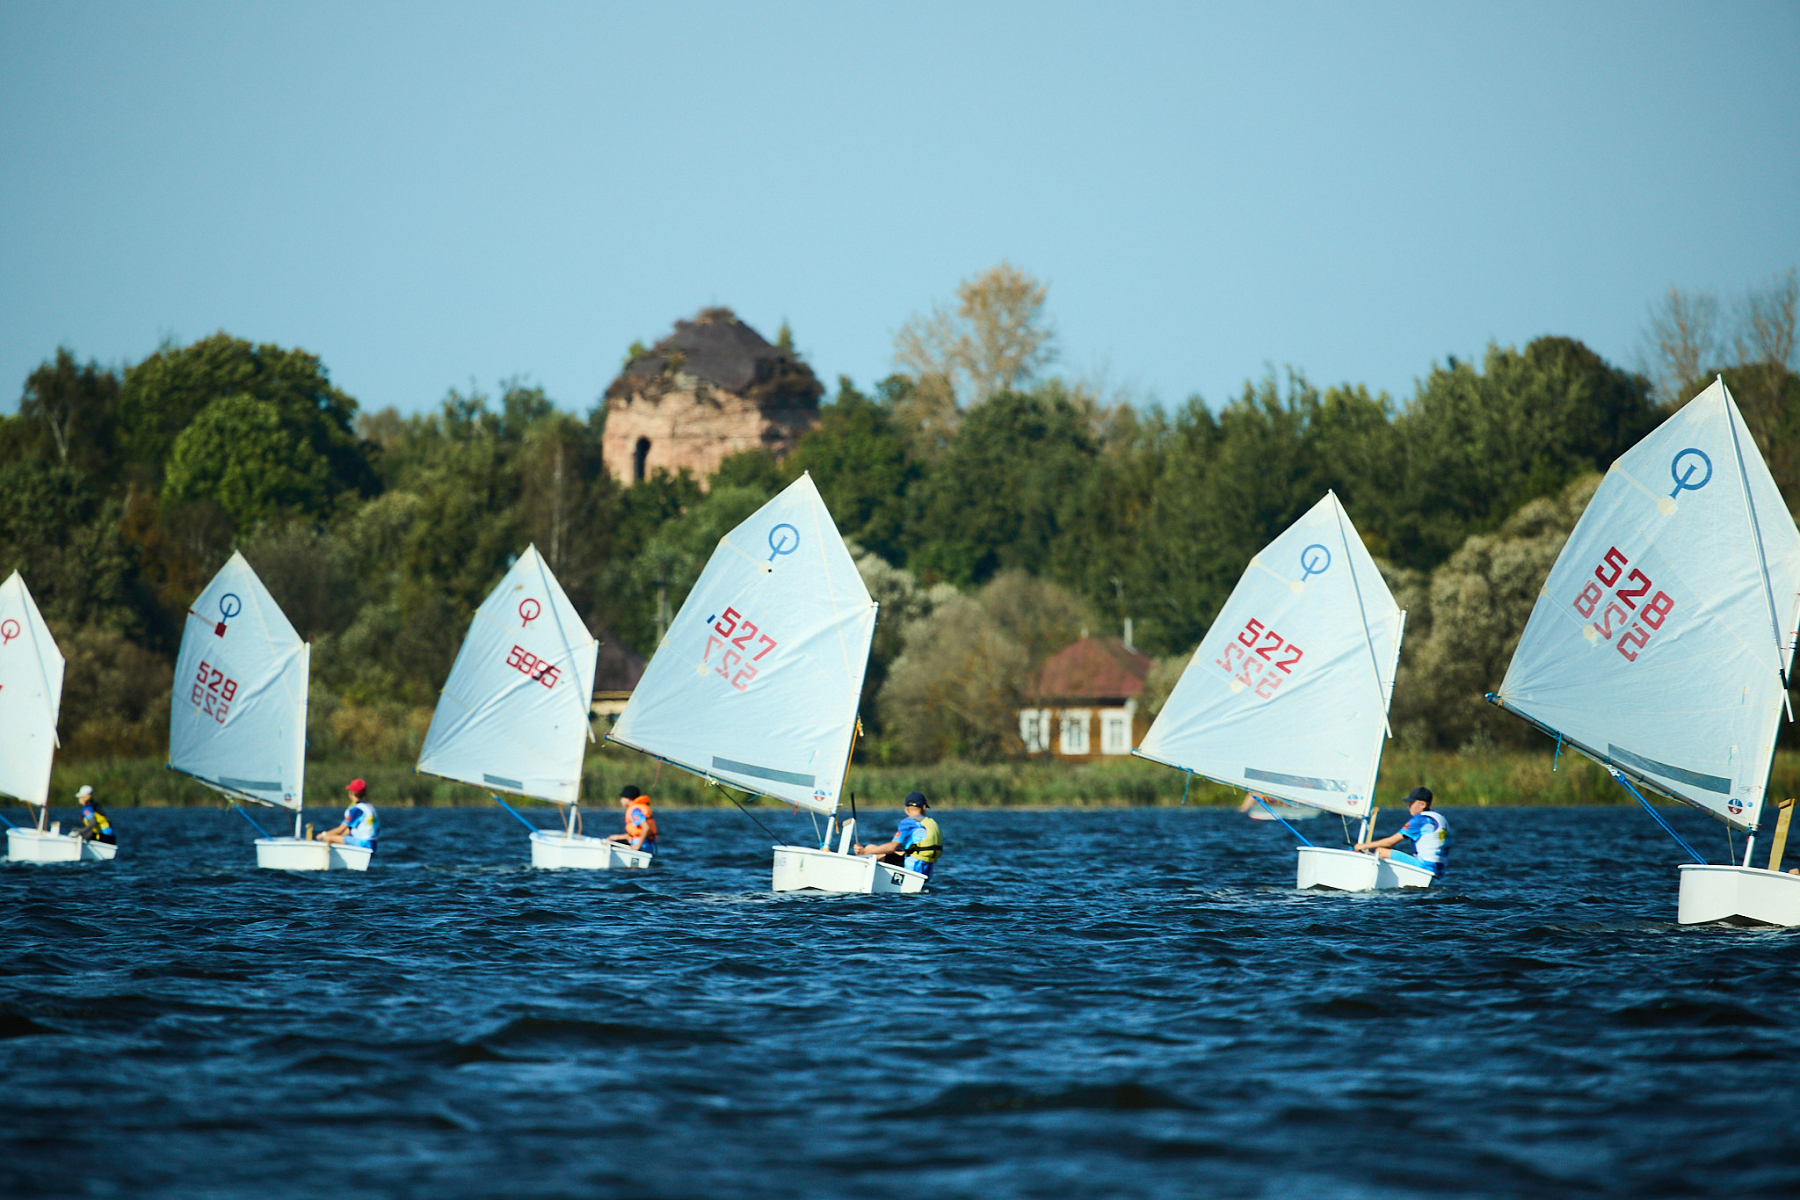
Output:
168,552,358,870
416,545,610,868
1,572,109,863
1490,377,1800,926
608,473,903,893
1135,492,1417,890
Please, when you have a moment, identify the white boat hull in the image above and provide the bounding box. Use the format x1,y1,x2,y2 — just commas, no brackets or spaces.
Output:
254,837,373,871
1677,863,1800,927
771,844,928,894
1296,846,1435,891
7,826,92,863
528,831,653,870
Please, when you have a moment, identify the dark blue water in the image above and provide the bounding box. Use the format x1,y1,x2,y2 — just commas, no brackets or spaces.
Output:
3,804,1798,1199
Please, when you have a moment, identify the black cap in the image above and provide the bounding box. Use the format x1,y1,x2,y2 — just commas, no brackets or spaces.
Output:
904,791,927,809
1404,786,1433,808
620,786,641,800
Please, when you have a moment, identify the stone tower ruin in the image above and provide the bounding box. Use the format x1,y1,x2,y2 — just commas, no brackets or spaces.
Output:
600,307,823,487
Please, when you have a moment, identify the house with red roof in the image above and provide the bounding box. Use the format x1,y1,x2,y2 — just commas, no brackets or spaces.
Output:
1020,631,1154,760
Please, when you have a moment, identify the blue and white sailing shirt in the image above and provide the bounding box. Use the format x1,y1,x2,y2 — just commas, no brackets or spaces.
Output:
342,801,379,850
1399,810,1449,875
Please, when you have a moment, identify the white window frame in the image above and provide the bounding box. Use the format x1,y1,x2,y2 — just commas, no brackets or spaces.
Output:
1019,708,1052,753
1099,707,1133,755
1059,709,1091,755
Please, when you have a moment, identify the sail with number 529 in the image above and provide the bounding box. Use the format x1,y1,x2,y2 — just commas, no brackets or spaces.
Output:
1494,378,1800,830
168,552,309,811
609,473,877,815
0,572,66,808
1134,491,1404,817
416,545,599,804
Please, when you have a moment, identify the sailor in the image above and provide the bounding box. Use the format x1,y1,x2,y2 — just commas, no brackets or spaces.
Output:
604,786,657,855
852,791,944,877
316,779,379,852
76,785,116,845
1354,785,1448,876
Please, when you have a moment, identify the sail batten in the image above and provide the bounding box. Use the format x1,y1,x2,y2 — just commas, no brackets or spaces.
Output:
0,573,67,807
416,546,599,806
1136,493,1403,817
610,474,876,815
169,553,308,812
1496,379,1800,831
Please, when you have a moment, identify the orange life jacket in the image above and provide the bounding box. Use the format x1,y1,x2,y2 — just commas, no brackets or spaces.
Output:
625,798,657,845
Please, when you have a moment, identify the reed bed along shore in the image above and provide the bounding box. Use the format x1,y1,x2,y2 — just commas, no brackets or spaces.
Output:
34,749,1800,811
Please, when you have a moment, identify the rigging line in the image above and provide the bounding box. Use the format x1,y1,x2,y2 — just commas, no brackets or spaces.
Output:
718,784,781,844
1722,382,1793,705
492,794,539,834
1331,494,1394,739
229,801,274,839
1254,795,1315,847
1180,771,1191,806
1611,769,1706,865
0,810,16,830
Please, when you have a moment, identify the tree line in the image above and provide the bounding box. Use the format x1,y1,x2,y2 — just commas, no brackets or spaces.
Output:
2,266,1795,765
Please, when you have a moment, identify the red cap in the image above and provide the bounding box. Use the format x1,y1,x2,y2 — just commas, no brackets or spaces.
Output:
346,779,367,795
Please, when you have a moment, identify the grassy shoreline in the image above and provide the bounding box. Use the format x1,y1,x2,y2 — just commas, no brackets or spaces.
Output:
33,749,1800,810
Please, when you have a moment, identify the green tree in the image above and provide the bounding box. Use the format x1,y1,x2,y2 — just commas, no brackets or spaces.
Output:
908,388,1097,586
1384,337,1656,569
1389,475,1600,749
9,348,122,477
782,378,919,565
0,460,144,637
117,333,373,495
163,394,346,529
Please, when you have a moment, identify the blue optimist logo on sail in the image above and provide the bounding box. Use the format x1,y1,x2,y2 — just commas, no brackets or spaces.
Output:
216,592,242,637
1299,544,1331,581
767,523,800,562
1669,449,1712,499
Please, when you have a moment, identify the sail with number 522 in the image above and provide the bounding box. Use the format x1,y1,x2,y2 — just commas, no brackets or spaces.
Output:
1135,491,1404,818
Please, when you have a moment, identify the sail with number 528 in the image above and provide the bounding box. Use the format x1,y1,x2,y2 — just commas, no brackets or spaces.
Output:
416,545,599,804
168,552,309,811
609,473,877,815
1135,492,1403,817
1494,377,1800,831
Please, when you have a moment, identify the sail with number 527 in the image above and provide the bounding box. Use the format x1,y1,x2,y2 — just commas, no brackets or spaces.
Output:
169,552,310,811
1494,378,1800,831
1134,492,1404,817
609,473,877,815
416,545,599,804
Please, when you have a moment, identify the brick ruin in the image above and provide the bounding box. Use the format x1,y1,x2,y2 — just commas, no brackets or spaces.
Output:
600,307,823,487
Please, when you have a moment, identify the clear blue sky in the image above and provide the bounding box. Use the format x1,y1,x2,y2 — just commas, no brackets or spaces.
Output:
3,2,1797,418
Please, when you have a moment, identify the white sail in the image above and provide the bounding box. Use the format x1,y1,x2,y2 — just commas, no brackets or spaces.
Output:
1495,378,1800,831
169,552,309,811
417,545,599,804
0,572,66,807
1135,492,1403,817
610,473,877,814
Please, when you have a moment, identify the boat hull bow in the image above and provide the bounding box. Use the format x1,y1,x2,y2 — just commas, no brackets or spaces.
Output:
771,844,927,894
254,837,372,871
528,830,652,870
1677,863,1800,926
1296,846,1434,891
